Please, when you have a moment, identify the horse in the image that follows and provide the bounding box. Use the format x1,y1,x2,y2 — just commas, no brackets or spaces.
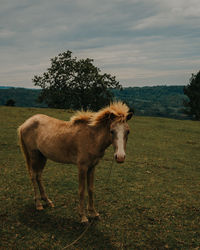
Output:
18,102,133,223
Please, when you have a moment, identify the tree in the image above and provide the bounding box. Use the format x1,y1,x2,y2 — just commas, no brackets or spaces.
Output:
33,51,122,111
183,70,200,120
5,99,15,106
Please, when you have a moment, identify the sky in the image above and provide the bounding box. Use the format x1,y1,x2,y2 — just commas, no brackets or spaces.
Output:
0,0,200,88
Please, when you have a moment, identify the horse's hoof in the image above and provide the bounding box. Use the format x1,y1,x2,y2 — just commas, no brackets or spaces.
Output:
88,211,100,219
81,216,89,224
36,205,44,211
92,214,100,221
48,202,55,208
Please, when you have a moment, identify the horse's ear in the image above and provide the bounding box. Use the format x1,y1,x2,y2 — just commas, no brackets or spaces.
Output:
126,112,133,121
109,112,116,121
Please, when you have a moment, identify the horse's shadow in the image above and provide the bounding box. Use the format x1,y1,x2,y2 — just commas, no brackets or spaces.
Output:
18,204,115,249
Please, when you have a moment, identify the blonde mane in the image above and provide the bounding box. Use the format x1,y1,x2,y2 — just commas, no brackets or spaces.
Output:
70,110,94,124
70,102,129,126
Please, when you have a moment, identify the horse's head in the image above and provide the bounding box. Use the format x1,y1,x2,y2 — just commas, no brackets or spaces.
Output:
109,112,133,163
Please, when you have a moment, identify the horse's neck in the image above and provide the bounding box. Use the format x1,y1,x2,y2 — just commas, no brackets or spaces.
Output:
95,124,111,153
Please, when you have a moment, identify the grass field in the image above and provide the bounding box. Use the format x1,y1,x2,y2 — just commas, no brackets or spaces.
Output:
0,106,199,249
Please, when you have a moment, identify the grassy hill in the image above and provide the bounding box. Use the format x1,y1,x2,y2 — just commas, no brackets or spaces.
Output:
0,106,199,249
0,85,188,119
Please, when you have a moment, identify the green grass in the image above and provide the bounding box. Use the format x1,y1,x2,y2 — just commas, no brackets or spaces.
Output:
0,106,199,249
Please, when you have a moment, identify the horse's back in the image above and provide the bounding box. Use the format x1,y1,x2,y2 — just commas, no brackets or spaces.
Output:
19,114,79,163
20,114,69,132
19,114,65,148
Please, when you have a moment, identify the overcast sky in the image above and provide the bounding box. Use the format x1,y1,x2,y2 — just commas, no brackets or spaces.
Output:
0,0,200,88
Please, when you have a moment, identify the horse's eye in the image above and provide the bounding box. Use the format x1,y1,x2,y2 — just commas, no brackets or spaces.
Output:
110,130,114,135
127,130,130,135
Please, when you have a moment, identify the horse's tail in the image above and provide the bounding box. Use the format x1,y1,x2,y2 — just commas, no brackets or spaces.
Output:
18,126,30,169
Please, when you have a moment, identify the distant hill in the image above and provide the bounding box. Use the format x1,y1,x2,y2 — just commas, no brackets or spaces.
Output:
0,85,188,119
0,86,13,89
0,87,47,108
113,85,188,119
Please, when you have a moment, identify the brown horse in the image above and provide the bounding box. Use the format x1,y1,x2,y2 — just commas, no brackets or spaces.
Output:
18,102,133,223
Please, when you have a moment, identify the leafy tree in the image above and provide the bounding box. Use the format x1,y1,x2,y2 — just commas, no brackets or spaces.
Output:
33,51,122,110
6,99,15,106
183,70,200,120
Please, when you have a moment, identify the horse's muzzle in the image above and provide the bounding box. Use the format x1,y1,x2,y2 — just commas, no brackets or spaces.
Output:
114,153,125,163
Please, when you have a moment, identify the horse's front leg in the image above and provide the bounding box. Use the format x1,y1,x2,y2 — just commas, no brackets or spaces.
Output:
78,166,88,223
87,167,99,219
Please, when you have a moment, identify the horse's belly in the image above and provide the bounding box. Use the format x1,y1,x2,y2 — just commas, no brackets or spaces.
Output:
38,140,77,165
42,149,77,164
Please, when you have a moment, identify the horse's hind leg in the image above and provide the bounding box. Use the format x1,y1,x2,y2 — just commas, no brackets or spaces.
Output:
36,168,54,208
29,151,54,210
29,169,43,210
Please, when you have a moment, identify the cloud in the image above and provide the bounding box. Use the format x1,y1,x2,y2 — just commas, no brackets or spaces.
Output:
0,0,200,87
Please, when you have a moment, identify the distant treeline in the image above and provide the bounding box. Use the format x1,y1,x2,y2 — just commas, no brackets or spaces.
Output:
0,87,47,108
0,85,188,119
113,85,188,119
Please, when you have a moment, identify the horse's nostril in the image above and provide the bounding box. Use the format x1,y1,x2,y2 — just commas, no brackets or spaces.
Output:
115,154,126,163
